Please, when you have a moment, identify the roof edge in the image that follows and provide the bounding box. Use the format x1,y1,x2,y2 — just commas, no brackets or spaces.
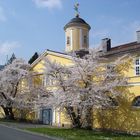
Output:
30,49,72,68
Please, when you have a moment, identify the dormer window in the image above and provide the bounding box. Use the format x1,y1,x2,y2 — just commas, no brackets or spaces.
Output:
135,58,140,76
67,36,70,45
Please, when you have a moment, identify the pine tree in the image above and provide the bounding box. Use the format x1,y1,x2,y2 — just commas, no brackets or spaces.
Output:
28,52,39,64
7,53,16,65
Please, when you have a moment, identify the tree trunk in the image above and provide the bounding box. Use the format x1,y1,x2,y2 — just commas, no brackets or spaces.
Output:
0,92,15,120
1,106,15,120
81,106,93,129
66,106,81,128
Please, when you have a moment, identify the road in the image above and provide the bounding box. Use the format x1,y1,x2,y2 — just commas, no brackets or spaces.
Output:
0,124,54,140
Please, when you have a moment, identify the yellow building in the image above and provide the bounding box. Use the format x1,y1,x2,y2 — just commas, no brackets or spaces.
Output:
64,14,90,52
94,34,140,133
30,49,73,126
30,10,140,133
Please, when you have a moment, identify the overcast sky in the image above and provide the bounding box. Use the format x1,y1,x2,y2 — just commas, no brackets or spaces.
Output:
0,0,140,64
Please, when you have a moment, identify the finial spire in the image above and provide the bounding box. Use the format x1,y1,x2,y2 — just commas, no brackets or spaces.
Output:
74,3,80,17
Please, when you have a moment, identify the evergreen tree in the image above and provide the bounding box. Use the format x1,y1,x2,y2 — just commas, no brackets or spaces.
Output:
7,53,16,65
28,52,39,64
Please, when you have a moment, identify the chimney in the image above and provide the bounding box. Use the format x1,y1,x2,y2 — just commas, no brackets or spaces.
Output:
102,38,111,52
136,30,140,43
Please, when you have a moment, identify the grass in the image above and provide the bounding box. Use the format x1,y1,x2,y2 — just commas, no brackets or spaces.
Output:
25,127,140,140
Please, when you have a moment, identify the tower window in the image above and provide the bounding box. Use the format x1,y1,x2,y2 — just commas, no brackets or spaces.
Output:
67,36,70,45
135,58,140,76
83,35,87,45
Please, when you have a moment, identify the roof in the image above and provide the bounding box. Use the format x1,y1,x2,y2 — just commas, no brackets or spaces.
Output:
30,38,140,69
64,16,91,30
104,41,140,56
30,49,72,68
47,49,68,56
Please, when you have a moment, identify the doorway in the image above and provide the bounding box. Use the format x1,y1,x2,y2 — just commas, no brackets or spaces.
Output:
42,108,52,125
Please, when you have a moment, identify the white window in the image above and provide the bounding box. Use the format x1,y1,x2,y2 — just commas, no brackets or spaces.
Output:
43,75,55,87
135,58,140,76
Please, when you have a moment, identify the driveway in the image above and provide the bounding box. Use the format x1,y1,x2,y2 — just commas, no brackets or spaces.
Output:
0,124,54,140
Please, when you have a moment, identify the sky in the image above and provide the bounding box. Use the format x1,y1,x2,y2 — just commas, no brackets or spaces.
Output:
0,0,140,64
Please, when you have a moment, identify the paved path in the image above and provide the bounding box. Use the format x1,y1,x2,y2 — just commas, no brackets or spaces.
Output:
0,124,54,140
0,121,50,129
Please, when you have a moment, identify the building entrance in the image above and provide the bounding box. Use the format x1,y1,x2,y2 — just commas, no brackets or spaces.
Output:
42,108,52,125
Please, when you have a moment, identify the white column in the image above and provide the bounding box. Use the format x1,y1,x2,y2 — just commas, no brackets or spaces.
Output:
58,109,61,127
52,109,55,124
87,32,89,48
65,31,67,52
70,29,73,51
43,75,46,87
80,28,82,49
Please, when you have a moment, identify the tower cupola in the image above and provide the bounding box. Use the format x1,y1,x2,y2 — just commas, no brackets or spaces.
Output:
64,3,91,53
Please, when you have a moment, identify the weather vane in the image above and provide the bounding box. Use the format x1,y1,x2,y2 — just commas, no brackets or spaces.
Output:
74,3,80,17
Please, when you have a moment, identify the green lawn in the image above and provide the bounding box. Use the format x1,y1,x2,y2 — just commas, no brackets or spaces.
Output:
25,128,140,140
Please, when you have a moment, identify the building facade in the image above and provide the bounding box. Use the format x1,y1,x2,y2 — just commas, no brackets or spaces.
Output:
30,12,140,133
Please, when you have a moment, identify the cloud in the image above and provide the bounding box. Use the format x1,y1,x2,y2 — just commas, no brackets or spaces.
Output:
0,6,7,22
0,41,21,55
33,0,62,10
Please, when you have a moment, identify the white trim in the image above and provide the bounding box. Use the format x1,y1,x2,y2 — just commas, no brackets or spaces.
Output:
68,26,89,30
132,106,140,109
70,29,73,51
52,109,55,124
58,110,61,127
31,50,72,68
65,31,67,52
47,50,72,59
128,82,140,86
30,50,47,68
80,28,82,49
134,57,140,76
87,32,89,48
43,75,46,87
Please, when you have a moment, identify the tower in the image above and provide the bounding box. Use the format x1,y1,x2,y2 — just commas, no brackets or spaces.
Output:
64,3,91,53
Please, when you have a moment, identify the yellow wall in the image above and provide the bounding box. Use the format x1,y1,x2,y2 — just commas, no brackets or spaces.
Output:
31,52,73,126
0,107,5,118
54,109,72,127
32,53,73,72
93,54,140,133
65,27,89,52
93,107,140,133
93,92,140,133
31,50,140,133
